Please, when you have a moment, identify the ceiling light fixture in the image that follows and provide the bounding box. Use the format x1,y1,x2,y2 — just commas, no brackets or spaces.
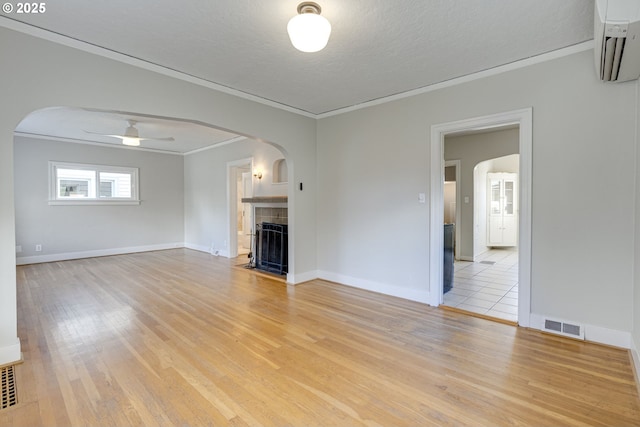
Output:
287,2,331,53
120,121,142,146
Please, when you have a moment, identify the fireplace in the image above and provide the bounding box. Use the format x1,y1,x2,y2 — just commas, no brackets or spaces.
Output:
255,222,288,275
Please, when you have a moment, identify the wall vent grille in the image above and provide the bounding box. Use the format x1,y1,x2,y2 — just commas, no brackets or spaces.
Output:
543,318,584,340
1,365,18,410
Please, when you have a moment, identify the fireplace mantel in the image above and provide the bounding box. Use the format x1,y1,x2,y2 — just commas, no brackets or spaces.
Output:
241,196,287,204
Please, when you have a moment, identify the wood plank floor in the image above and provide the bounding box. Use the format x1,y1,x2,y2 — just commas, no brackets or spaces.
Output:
3,249,639,426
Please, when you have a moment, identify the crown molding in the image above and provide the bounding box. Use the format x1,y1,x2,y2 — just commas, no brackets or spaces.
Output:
0,17,317,119
1,17,594,120
316,40,594,118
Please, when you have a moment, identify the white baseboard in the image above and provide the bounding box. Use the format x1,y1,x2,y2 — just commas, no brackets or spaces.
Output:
318,270,431,304
530,313,632,349
16,243,185,265
184,243,210,253
0,338,21,366
287,270,319,285
631,337,640,390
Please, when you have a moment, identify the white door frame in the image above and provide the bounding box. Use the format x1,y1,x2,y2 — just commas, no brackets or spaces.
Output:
444,159,461,260
227,157,253,259
429,108,532,327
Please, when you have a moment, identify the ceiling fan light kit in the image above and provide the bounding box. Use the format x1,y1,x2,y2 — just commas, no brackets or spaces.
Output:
121,120,141,146
84,119,175,147
287,2,331,53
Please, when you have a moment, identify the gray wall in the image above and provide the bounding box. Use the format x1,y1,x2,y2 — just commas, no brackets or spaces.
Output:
317,49,637,336
0,26,317,365
14,136,184,260
1,24,640,375
184,139,287,254
444,129,519,260
635,93,640,367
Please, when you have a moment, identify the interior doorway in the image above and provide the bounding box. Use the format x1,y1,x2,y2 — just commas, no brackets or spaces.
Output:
442,152,520,322
429,108,532,327
228,158,253,259
237,169,252,255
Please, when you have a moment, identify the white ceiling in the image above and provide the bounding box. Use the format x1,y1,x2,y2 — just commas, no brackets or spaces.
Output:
15,107,243,154
3,0,594,151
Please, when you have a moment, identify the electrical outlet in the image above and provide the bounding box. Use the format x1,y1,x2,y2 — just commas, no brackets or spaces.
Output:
35,244,42,252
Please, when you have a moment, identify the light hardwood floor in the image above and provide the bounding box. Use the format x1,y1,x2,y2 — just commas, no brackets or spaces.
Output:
3,249,639,426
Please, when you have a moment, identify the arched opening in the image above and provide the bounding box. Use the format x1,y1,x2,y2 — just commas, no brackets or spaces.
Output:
13,106,291,278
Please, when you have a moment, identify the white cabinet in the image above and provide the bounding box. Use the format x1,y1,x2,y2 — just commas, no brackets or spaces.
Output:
487,172,518,247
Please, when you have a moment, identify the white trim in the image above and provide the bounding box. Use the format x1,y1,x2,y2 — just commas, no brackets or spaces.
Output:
0,17,316,119
631,338,640,389
227,158,253,260
48,200,140,206
529,313,632,349
430,108,532,328
184,242,214,254
287,270,318,285
15,243,183,265
184,242,228,258
15,132,184,156
318,270,432,304
444,159,461,259
49,161,139,203
183,136,247,156
0,338,21,366
317,42,593,118
16,132,247,157
0,17,591,119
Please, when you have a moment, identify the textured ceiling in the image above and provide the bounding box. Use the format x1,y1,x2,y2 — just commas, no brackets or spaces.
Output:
2,0,594,116
4,1,594,153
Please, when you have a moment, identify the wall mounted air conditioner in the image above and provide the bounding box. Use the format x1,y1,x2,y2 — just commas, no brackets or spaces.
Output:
594,0,640,82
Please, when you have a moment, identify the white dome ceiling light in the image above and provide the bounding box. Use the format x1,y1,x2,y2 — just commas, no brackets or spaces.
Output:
287,2,331,53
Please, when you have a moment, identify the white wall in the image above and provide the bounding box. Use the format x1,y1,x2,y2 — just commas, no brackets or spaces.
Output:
444,129,519,259
184,139,287,255
14,136,184,263
317,50,637,338
0,25,317,365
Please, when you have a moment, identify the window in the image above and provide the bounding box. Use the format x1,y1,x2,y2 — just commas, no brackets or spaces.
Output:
49,162,139,205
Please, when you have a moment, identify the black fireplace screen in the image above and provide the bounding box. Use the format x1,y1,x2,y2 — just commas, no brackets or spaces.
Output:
255,222,288,275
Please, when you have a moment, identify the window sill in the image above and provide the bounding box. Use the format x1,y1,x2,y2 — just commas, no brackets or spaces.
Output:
48,199,141,206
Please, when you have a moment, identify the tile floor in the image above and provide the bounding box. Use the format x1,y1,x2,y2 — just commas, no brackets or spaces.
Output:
443,248,519,322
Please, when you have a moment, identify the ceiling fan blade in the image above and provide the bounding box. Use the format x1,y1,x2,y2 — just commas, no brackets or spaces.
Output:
83,130,125,138
84,131,174,142
139,136,175,142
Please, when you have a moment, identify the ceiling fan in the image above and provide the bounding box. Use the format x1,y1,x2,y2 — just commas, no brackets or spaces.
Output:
85,119,175,146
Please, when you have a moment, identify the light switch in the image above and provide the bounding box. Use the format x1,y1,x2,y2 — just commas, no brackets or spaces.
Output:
464,196,470,203
418,193,426,203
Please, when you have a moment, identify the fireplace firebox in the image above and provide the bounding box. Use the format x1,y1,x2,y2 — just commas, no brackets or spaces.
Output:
255,222,288,275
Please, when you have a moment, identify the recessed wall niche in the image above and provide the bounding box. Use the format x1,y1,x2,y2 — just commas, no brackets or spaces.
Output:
272,158,288,184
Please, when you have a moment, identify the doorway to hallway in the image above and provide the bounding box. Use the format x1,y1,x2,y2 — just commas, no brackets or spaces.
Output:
429,108,532,327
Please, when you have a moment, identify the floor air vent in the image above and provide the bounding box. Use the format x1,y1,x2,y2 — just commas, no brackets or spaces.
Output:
1,365,18,409
543,318,584,340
